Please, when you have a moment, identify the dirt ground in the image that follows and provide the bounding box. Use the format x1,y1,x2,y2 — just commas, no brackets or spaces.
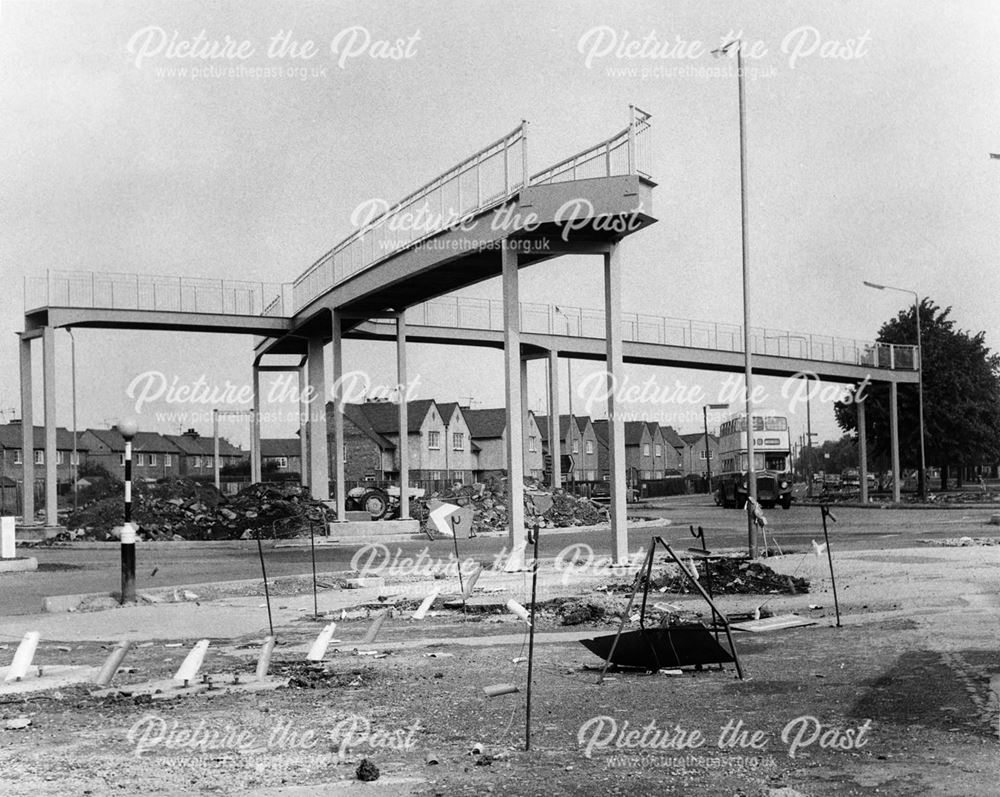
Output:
1,541,999,796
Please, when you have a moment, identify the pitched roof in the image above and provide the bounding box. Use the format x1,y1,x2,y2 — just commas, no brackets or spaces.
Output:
83,428,181,454
436,402,461,423
161,432,244,457
341,403,395,449
591,419,608,447
336,400,435,436
463,408,508,439
0,423,88,451
261,438,302,457
623,421,648,445
660,425,687,449
535,415,573,442
589,420,649,448
680,432,719,446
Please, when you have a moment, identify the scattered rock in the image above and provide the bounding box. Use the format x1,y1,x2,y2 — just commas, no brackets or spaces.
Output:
356,758,380,781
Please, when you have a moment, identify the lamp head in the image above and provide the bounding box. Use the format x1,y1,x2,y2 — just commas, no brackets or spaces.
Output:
862,280,885,290
117,417,139,441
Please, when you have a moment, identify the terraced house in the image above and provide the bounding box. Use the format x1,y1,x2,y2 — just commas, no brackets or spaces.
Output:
462,407,544,481
536,414,599,481
594,420,673,483
0,422,87,499
337,400,476,484
162,429,246,477
78,428,181,481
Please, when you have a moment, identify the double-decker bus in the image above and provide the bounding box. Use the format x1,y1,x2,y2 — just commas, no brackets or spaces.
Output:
715,412,793,510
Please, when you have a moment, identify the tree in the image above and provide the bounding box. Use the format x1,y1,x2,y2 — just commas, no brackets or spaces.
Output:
797,435,859,479
835,299,1000,491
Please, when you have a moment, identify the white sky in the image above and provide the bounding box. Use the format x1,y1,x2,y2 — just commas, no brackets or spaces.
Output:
2,1,999,448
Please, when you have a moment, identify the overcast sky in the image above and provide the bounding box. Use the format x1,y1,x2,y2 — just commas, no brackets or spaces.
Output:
2,1,998,449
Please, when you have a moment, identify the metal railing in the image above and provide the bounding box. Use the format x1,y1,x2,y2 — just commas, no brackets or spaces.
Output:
26,108,655,322
531,105,652,184
292,106,653,314
379,296,918,371
292,122,529,312
25,270,290,316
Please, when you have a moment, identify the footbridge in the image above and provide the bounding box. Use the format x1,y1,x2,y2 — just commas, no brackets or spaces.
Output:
17,106,915,564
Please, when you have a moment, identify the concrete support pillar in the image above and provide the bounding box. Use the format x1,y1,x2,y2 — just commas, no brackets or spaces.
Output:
396,310,410,520
19,335,34,525
306,336,329,500
520,357,530,478
42,326,58,527
298,365,309,489
548,349,561,490
889,381,900,503
331,310,345,520
858,393,868,503
251,365,262,484
502,241,526,568
604,244,628,564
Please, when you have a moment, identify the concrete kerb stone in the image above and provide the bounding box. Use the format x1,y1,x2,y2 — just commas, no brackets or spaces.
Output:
0,556,38,573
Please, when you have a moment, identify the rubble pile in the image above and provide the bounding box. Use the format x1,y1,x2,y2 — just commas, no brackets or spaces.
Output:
63,480,329,541
418,478,609,535
610,558,809,596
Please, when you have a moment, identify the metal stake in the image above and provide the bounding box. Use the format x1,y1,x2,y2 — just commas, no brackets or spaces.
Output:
525,520,540,751
256,528,273,637
310,518,318,618
820,505,841,627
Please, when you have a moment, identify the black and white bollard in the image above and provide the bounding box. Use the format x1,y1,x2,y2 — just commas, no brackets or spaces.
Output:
118,418,138,604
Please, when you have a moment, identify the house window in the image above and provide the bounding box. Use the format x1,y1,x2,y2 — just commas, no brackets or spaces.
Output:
572,440,579,454
528,435,537,453
56,451,65,465
276,457,288,470
643,444,650,457
119,454,125,466
430,470,442,480
654,445,662,457
14,450,22,465
452,432,464,450
70,452,79,466
699,450,714,460
34,450,44,465
148,454,157,466
428,432,441,450
585,441,594,455
194,456,202,469
164,454,172,467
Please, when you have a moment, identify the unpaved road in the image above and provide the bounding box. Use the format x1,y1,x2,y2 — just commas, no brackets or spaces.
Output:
1,528,999,795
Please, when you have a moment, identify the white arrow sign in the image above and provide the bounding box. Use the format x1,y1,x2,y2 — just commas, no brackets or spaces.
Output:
428,501,459,537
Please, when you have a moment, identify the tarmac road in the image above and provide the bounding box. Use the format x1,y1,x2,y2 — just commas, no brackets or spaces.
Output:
1,495,997,616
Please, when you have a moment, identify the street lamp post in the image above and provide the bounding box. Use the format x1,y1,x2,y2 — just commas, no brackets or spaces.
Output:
714,38,757,557
863,280,927,499
703,403,729,495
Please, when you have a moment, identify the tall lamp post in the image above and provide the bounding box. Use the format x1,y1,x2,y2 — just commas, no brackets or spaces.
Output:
713,38,757,556
703,403,729,495
863,281,926,499
117,417,138,604
67,329,78,512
